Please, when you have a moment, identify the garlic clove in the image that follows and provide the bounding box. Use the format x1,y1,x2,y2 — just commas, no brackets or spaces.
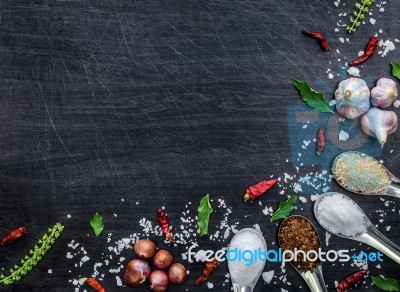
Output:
371,78,398,108
360,108,398,146
335,78,370,119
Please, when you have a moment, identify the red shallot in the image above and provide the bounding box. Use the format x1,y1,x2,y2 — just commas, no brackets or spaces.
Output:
134,239,157,259
168,263,187,285
124,259,151,286
153,249,173,270
149,270,169,292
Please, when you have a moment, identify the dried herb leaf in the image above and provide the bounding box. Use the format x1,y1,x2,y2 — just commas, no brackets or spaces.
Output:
372,275,399,292
90,212,104,237
271,195,298,221
197,194,214,236
293,80,334,113
390,61,400,81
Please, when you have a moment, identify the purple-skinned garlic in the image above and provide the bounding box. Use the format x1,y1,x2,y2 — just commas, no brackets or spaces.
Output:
371,78,398,108
335,78,370,119
361,108,398,146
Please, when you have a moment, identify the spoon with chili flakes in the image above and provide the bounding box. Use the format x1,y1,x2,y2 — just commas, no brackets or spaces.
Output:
278,215,327,292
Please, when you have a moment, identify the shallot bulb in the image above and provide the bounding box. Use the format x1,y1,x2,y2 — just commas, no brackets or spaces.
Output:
371,78,398,108
361,108,398,146
124,259,151,286
134,239,157,259
168,263,187,285
149,270,169,292
153,249,173,270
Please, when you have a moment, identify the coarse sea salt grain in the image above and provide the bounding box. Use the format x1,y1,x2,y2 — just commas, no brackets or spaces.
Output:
380,39,395,57
262,271,274,284
339,130,349,141
316,193,367,237
393,100,400,108
299,196,307,203
347,67,360,77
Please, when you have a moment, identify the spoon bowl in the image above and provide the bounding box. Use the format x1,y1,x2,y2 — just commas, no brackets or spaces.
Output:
278,215,327,292
314,192,400,264
227,228,267,292
332,151,400,198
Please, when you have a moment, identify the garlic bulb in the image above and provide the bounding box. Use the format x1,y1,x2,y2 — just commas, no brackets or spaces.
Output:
371,78,398,108
335,78,370,119
361,108,398,146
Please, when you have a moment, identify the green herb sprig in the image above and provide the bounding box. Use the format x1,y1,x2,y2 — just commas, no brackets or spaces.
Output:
197,194,214,236
346,0,374,34
0,223,64,285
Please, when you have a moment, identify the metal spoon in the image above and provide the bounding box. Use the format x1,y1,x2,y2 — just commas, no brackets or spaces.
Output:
278,215,327,292
314,192,400,264
227,228,267,292
332,151,400,198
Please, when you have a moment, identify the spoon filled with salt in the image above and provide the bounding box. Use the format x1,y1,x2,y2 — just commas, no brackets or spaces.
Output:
332,151,400,198
278,215,327,292
227,228,267,292
314,192,400,264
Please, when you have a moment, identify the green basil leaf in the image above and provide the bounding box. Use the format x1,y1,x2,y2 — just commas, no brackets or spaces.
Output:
271,195,297,221
197,194,214,236
90,212,104,237
390,61,400,81
293,80,334,113
372,275,399,292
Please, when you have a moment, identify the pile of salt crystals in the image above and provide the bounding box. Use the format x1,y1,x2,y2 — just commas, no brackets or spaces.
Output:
227,228,267,287
315,193,367,237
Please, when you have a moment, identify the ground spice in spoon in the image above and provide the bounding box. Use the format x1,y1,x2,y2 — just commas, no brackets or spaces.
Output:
333,152,389,194
279,216,320,271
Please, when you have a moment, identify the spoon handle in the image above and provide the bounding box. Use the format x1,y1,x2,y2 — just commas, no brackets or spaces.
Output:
362,227,400,264
232,283,253,292
301,266,328,292
386,180,400,199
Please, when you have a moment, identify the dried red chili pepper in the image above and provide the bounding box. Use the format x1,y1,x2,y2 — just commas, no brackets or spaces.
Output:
86,277,106,292
0,226,27,245
157,208,175,243
195,258,219,286
349,36,379,66
244,179,278,201
316,128,326,155
302,31,329,51
337,269,368,292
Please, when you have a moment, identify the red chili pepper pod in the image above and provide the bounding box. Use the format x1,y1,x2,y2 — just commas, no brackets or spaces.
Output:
316,128,326,155
0,226,28,246
302,31,330,51
349,36,379,66
195,258,219,286
337,269,368,292
86,277,106,292
244,179,278,201
157,208,175,243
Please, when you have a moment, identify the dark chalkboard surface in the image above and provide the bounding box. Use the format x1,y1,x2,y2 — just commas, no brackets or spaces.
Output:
0,0,399,291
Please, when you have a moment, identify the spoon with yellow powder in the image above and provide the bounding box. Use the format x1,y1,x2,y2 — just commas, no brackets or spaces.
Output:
332,151,400,198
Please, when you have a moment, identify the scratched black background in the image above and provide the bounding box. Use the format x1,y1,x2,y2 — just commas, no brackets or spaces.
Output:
0,0,399,291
